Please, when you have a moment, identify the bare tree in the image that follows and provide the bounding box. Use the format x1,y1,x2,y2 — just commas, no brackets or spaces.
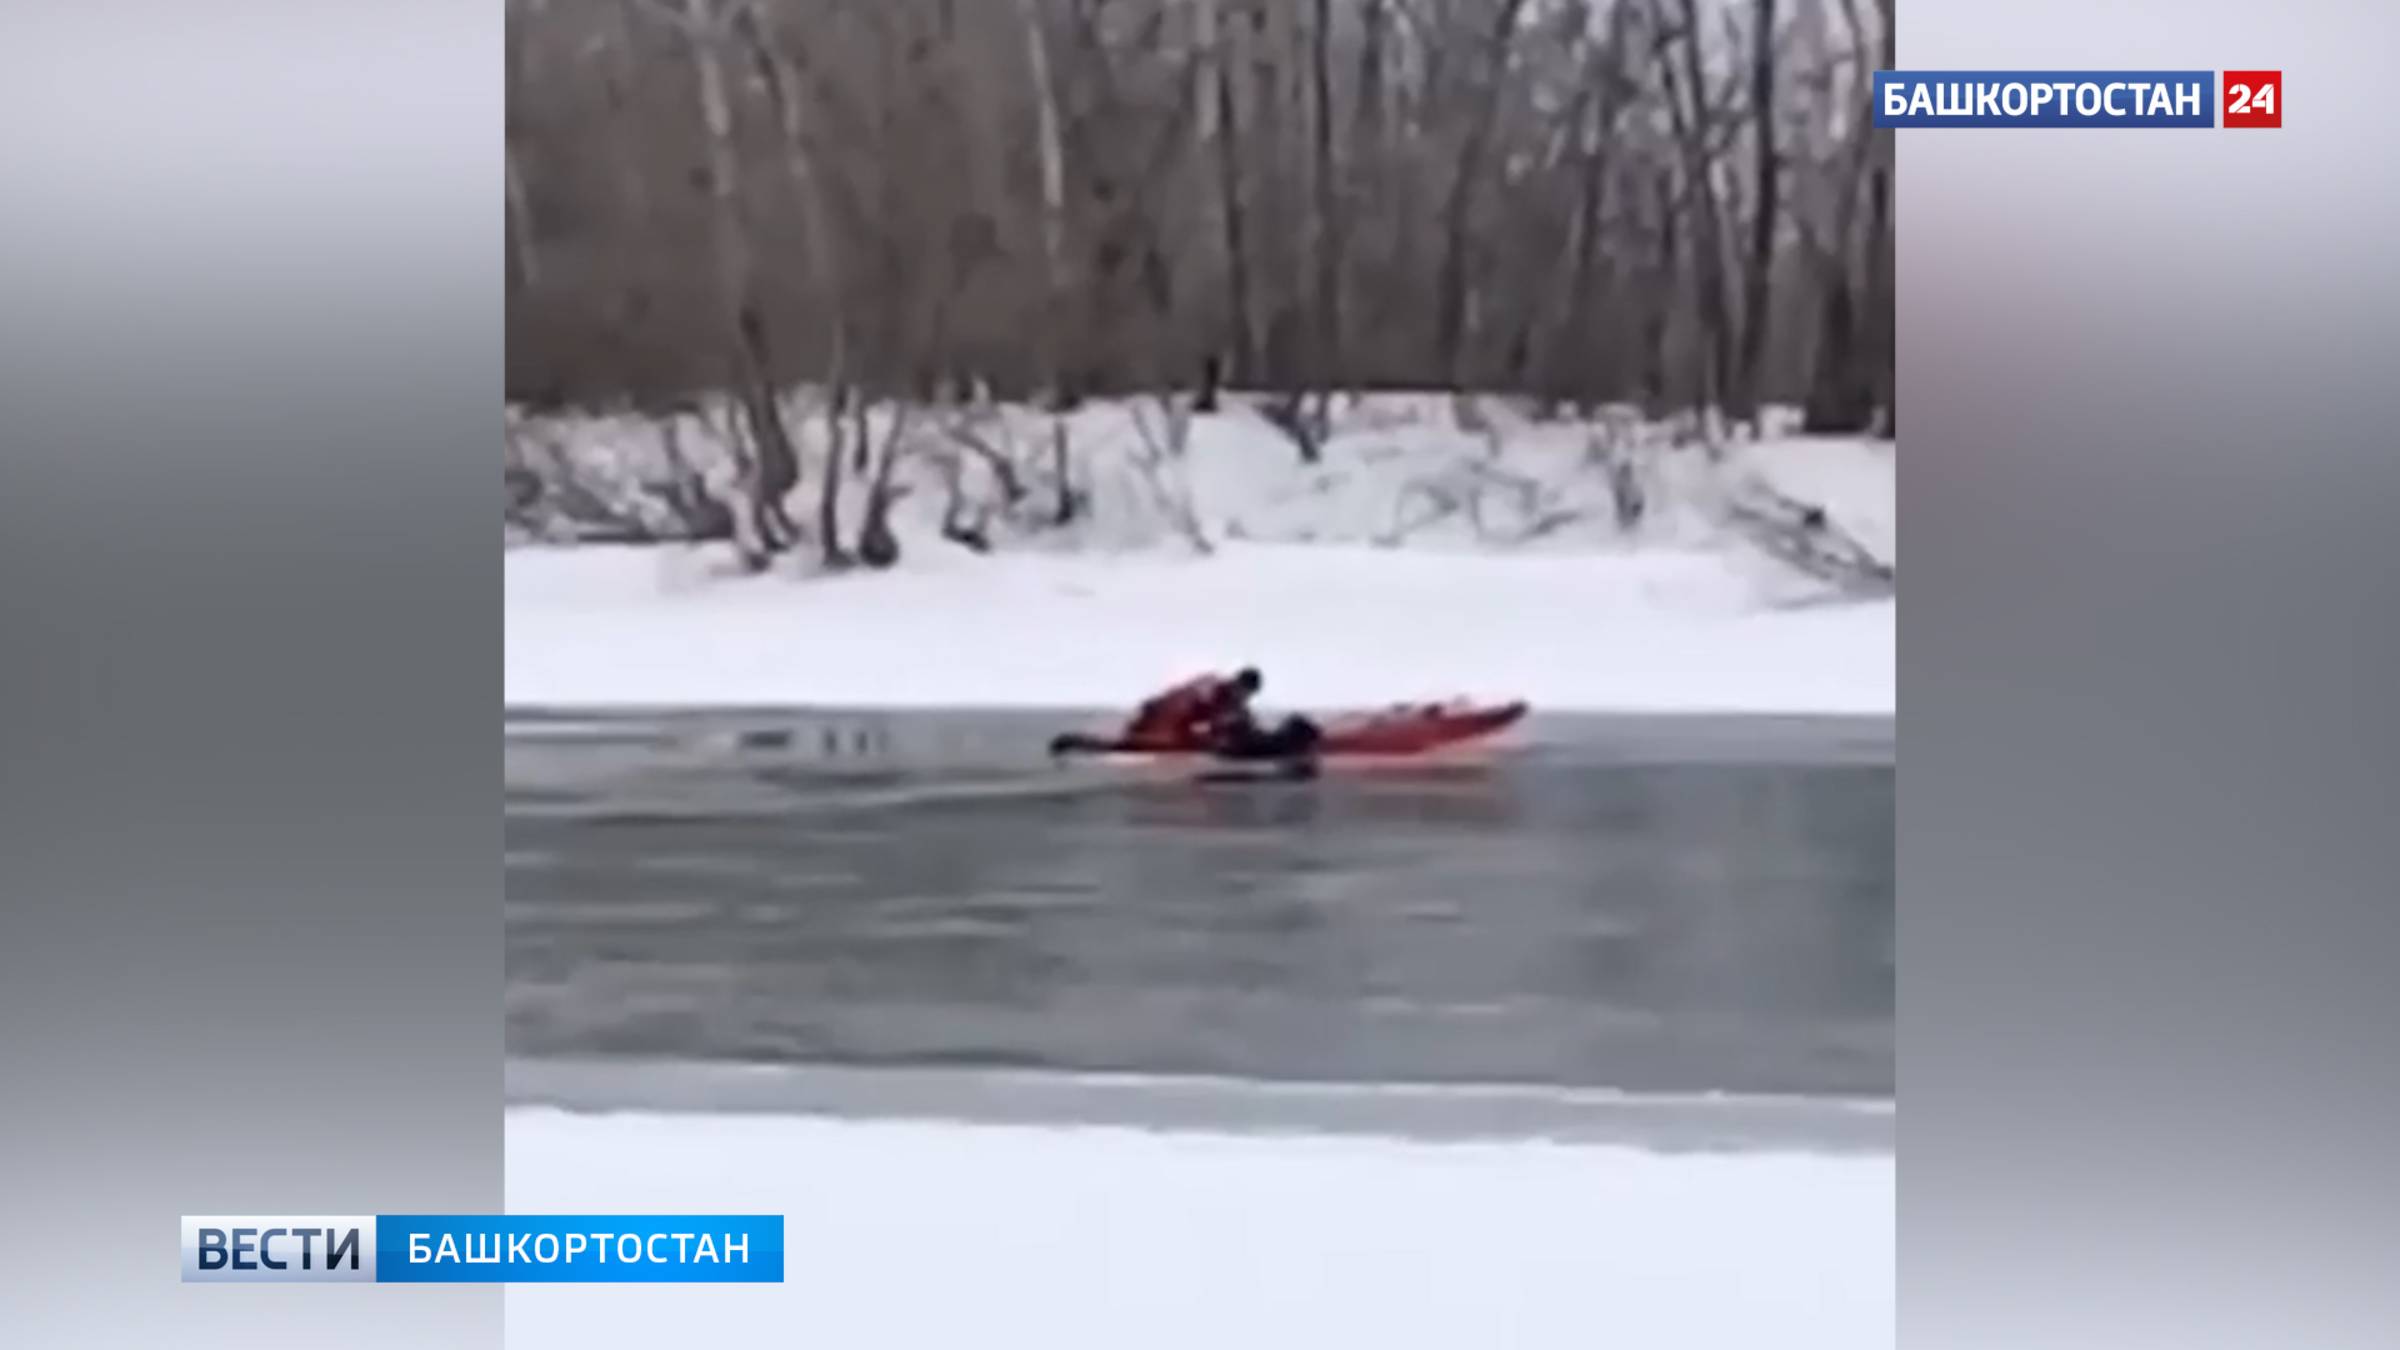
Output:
737,4,852,566
856,400,917,567
1641,166,1677,409
645,0,803,566
1309,0,1342,394
1434,0,1533,387
1797,0,1877,433
1549,0,1634,412
1733,0,1780,428
1203,0,1260,387
1014,0,1073,409
504,3,545,295
1866,0,1895,435
1648,0,1738,424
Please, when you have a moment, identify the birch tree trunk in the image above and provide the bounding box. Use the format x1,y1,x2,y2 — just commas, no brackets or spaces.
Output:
1651,0,1737,423
740,7,852,567
505,146,541,293
1802,0,1879,432
1350,0,1386,377
1734,0,1781,427
1434,0,1531,388
1204,0,1259,386
676,0,799,564
1552,0,1632,412
503,5,542,294
1309,0,1341,394
1642,167,1678,411
1867,0,1895,435
1012,0,1072,409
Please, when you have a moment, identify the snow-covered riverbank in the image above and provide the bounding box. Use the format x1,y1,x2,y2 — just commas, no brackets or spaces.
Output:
505,1104,1894,1350
505,395,1893,713
505,540,1891,712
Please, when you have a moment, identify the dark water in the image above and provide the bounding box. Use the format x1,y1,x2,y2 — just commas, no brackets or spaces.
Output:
505,709,1893,1101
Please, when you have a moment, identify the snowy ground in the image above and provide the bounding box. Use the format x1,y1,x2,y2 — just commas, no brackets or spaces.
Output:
506,541,1891,713
505,1106,1894,1350
505,394,1893,713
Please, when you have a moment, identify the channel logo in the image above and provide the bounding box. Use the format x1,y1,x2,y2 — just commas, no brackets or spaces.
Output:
1874,70,2282,129
181,1216,376,1283
180,1214,784,1283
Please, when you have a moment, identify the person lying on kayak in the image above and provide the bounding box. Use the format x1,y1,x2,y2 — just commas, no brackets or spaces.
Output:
1050,688,1523,761
1122,667,1264,749
1117,668,1325,761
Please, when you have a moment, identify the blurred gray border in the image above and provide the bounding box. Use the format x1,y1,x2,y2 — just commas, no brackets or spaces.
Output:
1903,3,2400,1345
9,1,2400,1346
0,3,500,1345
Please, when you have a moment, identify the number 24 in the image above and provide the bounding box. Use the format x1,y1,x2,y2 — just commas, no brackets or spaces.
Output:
2229,82,2277,115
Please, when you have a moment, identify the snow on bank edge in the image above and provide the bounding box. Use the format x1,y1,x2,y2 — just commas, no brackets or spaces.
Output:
505,543,1894,714
504,1107,1894,1350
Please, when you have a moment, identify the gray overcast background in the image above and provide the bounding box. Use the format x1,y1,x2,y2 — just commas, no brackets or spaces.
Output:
5,1,2400,1346
1902,3,2400,1346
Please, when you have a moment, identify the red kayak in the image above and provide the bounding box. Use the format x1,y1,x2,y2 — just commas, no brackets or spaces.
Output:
1051,699,1529,760
1314,699,1530,756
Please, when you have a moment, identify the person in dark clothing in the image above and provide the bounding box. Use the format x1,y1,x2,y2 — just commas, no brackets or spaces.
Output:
1201,667,1266,747
1115,666,1321,760
1198,669,1322,761
1051,668,1306,760
1123,667,1263,747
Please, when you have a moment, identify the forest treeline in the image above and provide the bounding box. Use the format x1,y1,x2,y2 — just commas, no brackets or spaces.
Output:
508,0,1893,430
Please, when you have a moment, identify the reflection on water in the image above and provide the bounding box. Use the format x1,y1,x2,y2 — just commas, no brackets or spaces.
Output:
506,711,1894,1099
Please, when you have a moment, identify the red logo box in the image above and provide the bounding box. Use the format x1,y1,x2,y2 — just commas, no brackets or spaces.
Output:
2222,70,2281,128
